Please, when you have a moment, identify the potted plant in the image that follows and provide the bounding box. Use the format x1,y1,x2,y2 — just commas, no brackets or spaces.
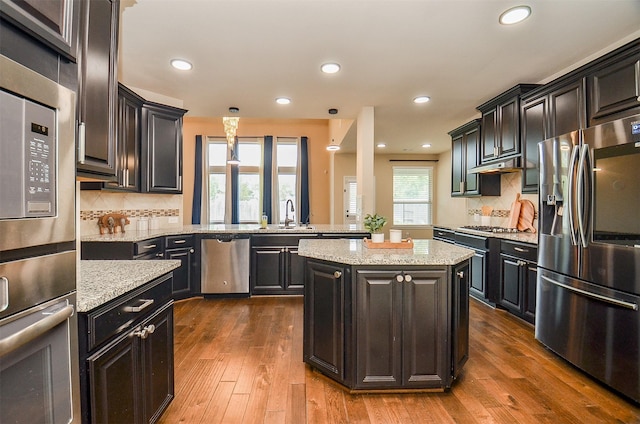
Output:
363,213,387,243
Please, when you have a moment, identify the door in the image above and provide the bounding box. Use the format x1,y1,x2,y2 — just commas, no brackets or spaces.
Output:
343,176,357,224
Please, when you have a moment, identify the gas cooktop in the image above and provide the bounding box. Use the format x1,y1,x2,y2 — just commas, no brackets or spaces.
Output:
460,225,522,233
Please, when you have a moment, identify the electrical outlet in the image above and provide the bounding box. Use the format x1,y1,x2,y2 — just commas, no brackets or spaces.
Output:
168,217,178,224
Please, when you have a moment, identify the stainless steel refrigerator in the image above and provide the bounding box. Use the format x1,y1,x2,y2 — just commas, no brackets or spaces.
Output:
536,114,640,403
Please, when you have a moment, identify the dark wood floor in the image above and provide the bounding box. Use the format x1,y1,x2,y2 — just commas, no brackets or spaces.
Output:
158,296,639,424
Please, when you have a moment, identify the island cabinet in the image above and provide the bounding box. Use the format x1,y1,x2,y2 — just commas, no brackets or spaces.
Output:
497,240,538,324
76,0,120,179
449,120,500,197
303,256,471,392
477,84,539,164
78,273,174,424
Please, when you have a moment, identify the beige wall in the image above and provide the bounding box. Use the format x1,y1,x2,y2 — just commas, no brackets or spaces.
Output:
182,117,332,224
435,150,467,227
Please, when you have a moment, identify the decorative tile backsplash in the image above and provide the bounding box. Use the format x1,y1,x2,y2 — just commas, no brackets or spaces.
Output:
80,191,183,235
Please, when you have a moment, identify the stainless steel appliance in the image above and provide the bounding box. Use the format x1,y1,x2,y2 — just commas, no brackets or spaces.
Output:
201,235,250,295
0,55,80,423
536,114,640,403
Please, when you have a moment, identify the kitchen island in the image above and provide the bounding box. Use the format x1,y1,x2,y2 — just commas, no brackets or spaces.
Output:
298,238,474,392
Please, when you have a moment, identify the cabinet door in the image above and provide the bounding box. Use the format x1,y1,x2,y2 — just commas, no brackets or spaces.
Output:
550,79,585,137
450,134,464,196
88,331,141,424
141,304,174,424
303,261,346,381
452,261,470,379
464,126,481,195
401,270,448,388
142,105,184,193
588,53,640,125
481,109,497,162
498,98,520,157
77,0,119,178
521,96,547,193
286,246,305,294
468,250,486,300
354,270,402,389
499,255,522,312
165,247,194,299
251,247,285,294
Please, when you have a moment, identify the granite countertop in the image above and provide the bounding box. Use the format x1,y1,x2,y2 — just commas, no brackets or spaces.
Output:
77,260,181,312
436,225,538,245
298,238,474,266
81,224,367,242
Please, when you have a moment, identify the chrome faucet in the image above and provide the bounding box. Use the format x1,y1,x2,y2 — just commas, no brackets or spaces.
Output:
284,199,295,227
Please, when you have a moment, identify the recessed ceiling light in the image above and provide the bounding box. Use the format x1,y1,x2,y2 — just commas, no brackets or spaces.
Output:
413,96,430,104
276,97,291,105
422,143,432,148
170,59,192,71
321,63,341,74
499,5,531,25
377,143,386,148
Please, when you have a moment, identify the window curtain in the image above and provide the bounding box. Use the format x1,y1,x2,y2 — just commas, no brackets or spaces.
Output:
231,136,239,224
262,135,273,223
191,135,203,224
300,136,310,224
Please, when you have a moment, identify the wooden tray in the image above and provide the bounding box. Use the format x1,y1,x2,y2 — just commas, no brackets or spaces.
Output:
363,238,414,249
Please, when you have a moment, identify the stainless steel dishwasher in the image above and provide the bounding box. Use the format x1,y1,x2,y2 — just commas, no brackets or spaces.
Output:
201,234,250,294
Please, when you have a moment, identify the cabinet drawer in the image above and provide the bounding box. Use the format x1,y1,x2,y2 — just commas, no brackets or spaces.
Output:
166,234,194,248
500,241,537,262
433,227,456,244
134,237,164,257
85,273,172,351
455,233,489,251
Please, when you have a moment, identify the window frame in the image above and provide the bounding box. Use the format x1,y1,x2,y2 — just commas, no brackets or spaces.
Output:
392,165,433,227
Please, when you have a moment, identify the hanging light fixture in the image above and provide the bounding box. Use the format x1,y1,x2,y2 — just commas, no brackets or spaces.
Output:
223,116,240,164
326,138,341,151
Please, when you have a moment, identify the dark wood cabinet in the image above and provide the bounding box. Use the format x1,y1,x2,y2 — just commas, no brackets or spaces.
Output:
76,0,119,179
587,42,640,126
251,235,307,295
520,78,586,192
477,84,538,164
433,226,456,244
498,240,537,324
354,269,449,389
303,260,347,381
452,260,470,379
80,273,174,424
141,102,187,194
454,232,499,305
105,84,143,191
449,120,500,197
165,235,196,299
0,0,80,61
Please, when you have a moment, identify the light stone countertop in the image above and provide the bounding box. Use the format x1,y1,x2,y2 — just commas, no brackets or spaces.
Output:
77,260,181,312
81,224,368,242
298,238,474,266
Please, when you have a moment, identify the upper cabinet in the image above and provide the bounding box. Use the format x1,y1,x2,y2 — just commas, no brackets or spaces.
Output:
520,78,586,193
141,102,187,194
477,84,539,164
449,120,500,197
76,0,119,179
587,41,640,126
0,0,80,61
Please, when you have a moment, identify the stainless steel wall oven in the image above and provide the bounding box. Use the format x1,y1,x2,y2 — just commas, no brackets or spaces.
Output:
0,55,80,423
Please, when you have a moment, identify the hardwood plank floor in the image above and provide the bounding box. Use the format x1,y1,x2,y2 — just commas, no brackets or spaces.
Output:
158,296,639,424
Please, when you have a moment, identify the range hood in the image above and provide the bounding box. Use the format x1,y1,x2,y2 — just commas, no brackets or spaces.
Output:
467,157,522,174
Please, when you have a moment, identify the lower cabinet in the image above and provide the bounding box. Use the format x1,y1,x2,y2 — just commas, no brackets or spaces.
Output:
498,240,538,324
454,232,499,305
164,235,196,298
304,260,469,391
79,273,174,424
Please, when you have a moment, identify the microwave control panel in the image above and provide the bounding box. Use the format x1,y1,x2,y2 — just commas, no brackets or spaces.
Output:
0,90,56,219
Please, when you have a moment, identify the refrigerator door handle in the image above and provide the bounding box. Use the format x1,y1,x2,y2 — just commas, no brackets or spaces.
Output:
540,275,639,311
576,144,589,248
567,145,580,246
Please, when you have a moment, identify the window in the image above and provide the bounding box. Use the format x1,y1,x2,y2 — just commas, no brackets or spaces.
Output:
276,138,298,223
237,140,262,223
392,166,433,226
206,139,227,223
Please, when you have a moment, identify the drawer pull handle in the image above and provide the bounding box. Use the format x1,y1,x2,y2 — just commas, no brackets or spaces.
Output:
514,247,529,253
333,271,342,278
173,240,186,244
124,299,154,313
143,244,157,249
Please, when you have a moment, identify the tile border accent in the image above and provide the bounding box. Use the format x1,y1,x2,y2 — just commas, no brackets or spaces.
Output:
80,209,180,221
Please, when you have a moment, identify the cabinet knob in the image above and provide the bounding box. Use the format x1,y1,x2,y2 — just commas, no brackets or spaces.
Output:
133,324,155,339
156,253,164,258
456,271,464,278
404,274,412,282
396,275,404,283
333,271,342,278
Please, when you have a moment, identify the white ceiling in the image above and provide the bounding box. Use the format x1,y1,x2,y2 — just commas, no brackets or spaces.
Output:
119,0,640,154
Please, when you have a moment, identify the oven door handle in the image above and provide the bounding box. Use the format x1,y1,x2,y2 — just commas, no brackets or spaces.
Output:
0,304,74,358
